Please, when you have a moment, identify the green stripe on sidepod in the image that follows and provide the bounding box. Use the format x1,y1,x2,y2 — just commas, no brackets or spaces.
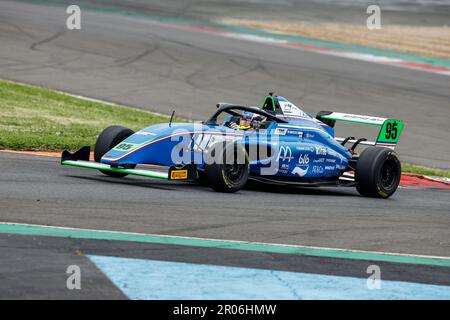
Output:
0,223,449,267
61,160,168,179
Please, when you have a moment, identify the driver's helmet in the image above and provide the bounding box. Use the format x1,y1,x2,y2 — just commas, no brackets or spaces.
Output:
239,111,253,130
251,114,264,122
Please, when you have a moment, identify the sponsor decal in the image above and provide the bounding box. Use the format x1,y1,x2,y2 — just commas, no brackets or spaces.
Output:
113,142,140,152
170,170,188,180
287,130,304,138
326,158,336,163
324,165,335,171
296,146,314,152
298,153,310,165
274,128,287,135
305,133,315,139
312,166,324,174
338,113,385,124
279,101,304,116
313,158,325,163
295,149,314,176
282,103,292,112
277,146,294,162
292,166,308,177
336,164,346,170
314,146,327,156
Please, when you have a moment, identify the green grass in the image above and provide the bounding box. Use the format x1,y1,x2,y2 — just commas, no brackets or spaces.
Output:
0,80,172,151
1,79,449,178
402,163,450,178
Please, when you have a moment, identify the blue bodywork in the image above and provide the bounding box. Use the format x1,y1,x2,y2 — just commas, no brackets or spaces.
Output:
101,97,352,181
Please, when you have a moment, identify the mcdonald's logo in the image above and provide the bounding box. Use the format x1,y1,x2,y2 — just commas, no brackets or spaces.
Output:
277,146,293,162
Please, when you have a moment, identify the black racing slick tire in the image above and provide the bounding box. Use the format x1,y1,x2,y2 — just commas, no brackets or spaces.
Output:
204,143,249,193
94,125,135,177
355,147,401,198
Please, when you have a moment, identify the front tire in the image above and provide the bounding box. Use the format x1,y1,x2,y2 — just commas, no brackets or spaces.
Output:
94,125,135,177
355,147,401,198
204,143,249,193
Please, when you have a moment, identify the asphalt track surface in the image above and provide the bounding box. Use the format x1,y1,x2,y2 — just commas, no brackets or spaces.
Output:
1,152,449,257
0,151,449,299
1,0,450,169
0,0,450,299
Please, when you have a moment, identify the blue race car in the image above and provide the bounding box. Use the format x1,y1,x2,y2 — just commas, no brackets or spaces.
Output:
61,94,404,198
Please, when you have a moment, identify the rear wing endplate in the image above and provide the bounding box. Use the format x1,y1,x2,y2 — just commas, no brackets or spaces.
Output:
317,111,404,149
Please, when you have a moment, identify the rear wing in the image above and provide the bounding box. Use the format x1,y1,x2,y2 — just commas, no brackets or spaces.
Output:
316,111,404,149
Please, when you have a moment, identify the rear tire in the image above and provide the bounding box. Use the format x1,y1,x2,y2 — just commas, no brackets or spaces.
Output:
204,143,249,193
355,147,401,198
94,125,135,177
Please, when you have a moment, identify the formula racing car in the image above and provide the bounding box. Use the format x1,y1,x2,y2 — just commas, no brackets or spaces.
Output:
61,94,404,198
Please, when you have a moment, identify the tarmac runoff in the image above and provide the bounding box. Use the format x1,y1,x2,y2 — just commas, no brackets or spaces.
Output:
89,255,450,300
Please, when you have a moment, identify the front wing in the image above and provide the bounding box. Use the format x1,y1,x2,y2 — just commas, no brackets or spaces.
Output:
61,146,197,181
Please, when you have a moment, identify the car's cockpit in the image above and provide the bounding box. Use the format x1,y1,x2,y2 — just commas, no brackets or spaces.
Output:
220,93,297,131
224,111,271,131
203,101,288,130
